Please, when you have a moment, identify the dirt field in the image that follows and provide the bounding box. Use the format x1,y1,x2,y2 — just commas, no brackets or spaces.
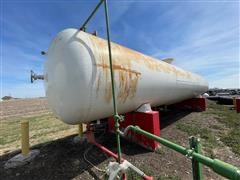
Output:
0,98,49,118
0,98,240,180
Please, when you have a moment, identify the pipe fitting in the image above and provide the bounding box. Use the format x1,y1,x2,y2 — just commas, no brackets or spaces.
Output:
185,149,194,159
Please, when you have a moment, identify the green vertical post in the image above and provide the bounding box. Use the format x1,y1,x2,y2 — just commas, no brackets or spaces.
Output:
103,0,121,163
120,126,240,179
189,137,203,180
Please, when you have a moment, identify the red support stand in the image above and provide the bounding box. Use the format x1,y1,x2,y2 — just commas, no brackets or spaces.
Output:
108,98,206,151
108,111,160,151
170,97,207,112
236,98,240,113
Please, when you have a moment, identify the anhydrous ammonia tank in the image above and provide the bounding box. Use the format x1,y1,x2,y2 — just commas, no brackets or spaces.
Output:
44,28,208,124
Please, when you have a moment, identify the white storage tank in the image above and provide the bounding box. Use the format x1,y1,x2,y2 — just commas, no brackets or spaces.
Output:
44,28,208,124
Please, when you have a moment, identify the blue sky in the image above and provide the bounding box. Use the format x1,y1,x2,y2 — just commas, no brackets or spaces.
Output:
1,0,239,98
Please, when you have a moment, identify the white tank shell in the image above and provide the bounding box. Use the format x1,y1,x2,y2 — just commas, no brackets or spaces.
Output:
44,28,208,124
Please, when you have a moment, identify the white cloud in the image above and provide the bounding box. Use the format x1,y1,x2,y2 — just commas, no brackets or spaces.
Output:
148,3,239,88
210,73,239,89
1,1,239,99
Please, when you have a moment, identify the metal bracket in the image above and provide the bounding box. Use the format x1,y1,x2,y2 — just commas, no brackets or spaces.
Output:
30,70,44,83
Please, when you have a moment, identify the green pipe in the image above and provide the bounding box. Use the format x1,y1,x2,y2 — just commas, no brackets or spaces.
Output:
119,126,189,155
77,1,240,178
189,137,203,180
79,0,122,163
103,0,121,163
193,153,240,179
79,0,104,31
120,126,240,179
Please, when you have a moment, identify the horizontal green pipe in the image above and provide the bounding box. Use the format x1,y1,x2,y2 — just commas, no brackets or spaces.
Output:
193,153,240,179
119,126,191,155
119,126,240,180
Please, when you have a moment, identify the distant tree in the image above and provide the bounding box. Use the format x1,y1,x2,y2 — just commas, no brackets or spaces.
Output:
2,96,13,101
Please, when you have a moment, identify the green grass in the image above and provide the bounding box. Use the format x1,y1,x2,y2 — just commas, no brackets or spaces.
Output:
155,146,165,155
157,176,181,180
176,124,219,157
207,103,240,155
176,102,240,156
221,129,240,156
126,170,140,180
206,103,240,128
0,113,77,152
127,164,155,180
176,124,217,146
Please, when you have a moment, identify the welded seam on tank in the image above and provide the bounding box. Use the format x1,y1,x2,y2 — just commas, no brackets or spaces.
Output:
95,63,141,76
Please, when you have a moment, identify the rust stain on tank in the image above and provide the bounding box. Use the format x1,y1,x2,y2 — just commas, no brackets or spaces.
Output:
96,63,141,103
96,64,141,76
96,73,101,97
87,32,197,103
88,33,192,77
117,68,141,103
105,81,112,103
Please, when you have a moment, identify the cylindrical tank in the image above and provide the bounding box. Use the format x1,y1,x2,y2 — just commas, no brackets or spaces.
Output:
44,28,208,124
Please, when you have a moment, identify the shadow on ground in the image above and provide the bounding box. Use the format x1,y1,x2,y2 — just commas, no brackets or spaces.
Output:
160,109,192,129
0,109,192,180
1,135,98,180
0,133,152,180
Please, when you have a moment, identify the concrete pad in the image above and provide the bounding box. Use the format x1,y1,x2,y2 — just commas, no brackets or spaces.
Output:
73,135,87,144
4,150,40,169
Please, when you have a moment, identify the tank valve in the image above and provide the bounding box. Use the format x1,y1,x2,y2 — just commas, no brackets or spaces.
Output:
30,70,44,83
